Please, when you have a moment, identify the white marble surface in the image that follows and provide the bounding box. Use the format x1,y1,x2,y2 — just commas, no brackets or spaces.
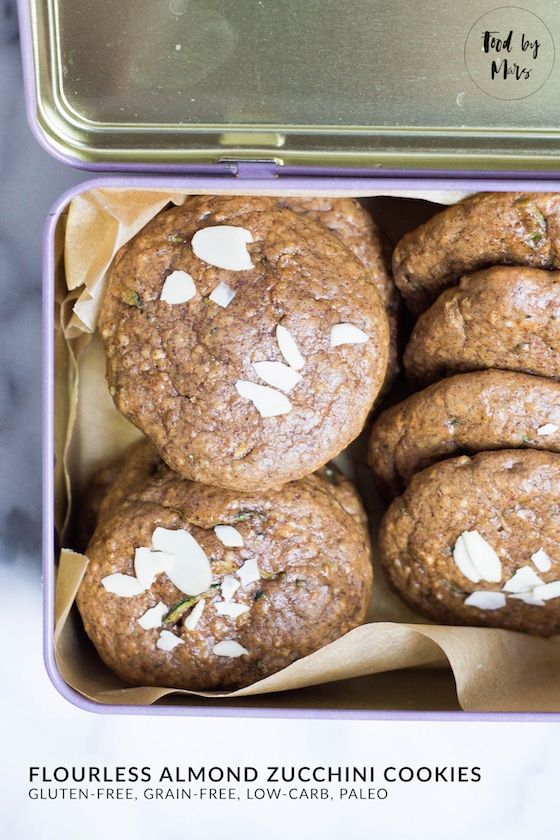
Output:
1,4,560,836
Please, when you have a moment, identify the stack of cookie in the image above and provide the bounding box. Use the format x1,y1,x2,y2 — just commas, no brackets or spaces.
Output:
77,195,394,690
370,192,560,636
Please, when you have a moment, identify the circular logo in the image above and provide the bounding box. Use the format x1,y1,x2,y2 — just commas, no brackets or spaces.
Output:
464,6,555,100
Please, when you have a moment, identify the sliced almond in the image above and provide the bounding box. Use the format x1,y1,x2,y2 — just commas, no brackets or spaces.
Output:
330,323,369,347
184,599,205,630
509,592,546,607
252,361,302,393
214,525,244,548
192,226,254,271
156,630,184,651
452,535,480,583
453,531,502,583
502,566,544,593
235,380,292,417
212,639,249,657
468,532,503,582
236,557,260,586
221,575,241,602
152,526,187,555
464,591,506,610
209,281,236,308
532,580,560,601
532,548,552,573
137,602,168,630
151,527,212,595
537,423,559,436
160,270,196,304
134,547,174,588
276,325,305,370
101,573,146,597
215,601,250,618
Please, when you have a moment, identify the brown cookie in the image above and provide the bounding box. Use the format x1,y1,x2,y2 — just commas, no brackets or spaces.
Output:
379,450,560,636
77,461,373,691
369,370,560,497
76,439,161,549
404,267,560,385
393,193,560,313
85,438,367,531
100,195,389,491
278,196,400,385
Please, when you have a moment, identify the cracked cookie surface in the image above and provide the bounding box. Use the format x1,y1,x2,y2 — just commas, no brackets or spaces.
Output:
393,193,560,313
369,370,560,497
100,195,389,491
278,196,399,386
77,444,373,691
404,266,560,385
379,450,560,636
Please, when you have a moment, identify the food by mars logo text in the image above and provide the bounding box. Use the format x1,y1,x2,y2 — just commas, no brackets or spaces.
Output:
482,28,540,81
464,7,555,100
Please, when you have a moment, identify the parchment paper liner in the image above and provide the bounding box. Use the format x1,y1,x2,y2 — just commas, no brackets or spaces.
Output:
54,188,560,712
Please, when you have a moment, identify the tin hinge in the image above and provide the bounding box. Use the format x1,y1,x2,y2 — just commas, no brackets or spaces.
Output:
220,159,280,179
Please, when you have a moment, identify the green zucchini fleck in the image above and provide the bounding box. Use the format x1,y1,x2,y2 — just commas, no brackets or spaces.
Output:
163,597,198,624
448,582,468,597
525,205,547,248
233,509,267,524
121,288,142,308
167,506,184,519
528,231,543,246
163,583,220,624
260,569,285,582
529,205,547,231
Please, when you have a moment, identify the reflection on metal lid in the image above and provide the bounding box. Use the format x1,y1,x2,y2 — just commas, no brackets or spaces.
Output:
26,0,560,169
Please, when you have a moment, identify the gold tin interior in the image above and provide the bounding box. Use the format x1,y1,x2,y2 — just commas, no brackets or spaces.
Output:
29,0,560,170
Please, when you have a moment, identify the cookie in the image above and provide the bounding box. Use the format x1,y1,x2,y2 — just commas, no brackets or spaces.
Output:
278,196,400,384
100,195,390,491
369,370,560,497
379,450,560,636
403,267,560,385
76,439,161,549
86,437,367,529
76,458,373,691
392,192,560,313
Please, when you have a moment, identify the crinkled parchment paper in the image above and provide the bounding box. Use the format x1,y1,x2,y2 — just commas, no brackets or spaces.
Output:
53,187,560,712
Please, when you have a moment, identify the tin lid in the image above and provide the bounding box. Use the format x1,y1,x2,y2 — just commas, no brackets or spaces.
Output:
24,0,560,171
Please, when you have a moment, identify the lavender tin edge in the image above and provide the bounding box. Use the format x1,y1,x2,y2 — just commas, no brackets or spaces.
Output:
41,174,560,719
17,0,560,180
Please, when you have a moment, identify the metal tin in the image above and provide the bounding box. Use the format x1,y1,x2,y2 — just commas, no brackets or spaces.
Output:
43,174,560,718
23,0,560,172
21,0,560,716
